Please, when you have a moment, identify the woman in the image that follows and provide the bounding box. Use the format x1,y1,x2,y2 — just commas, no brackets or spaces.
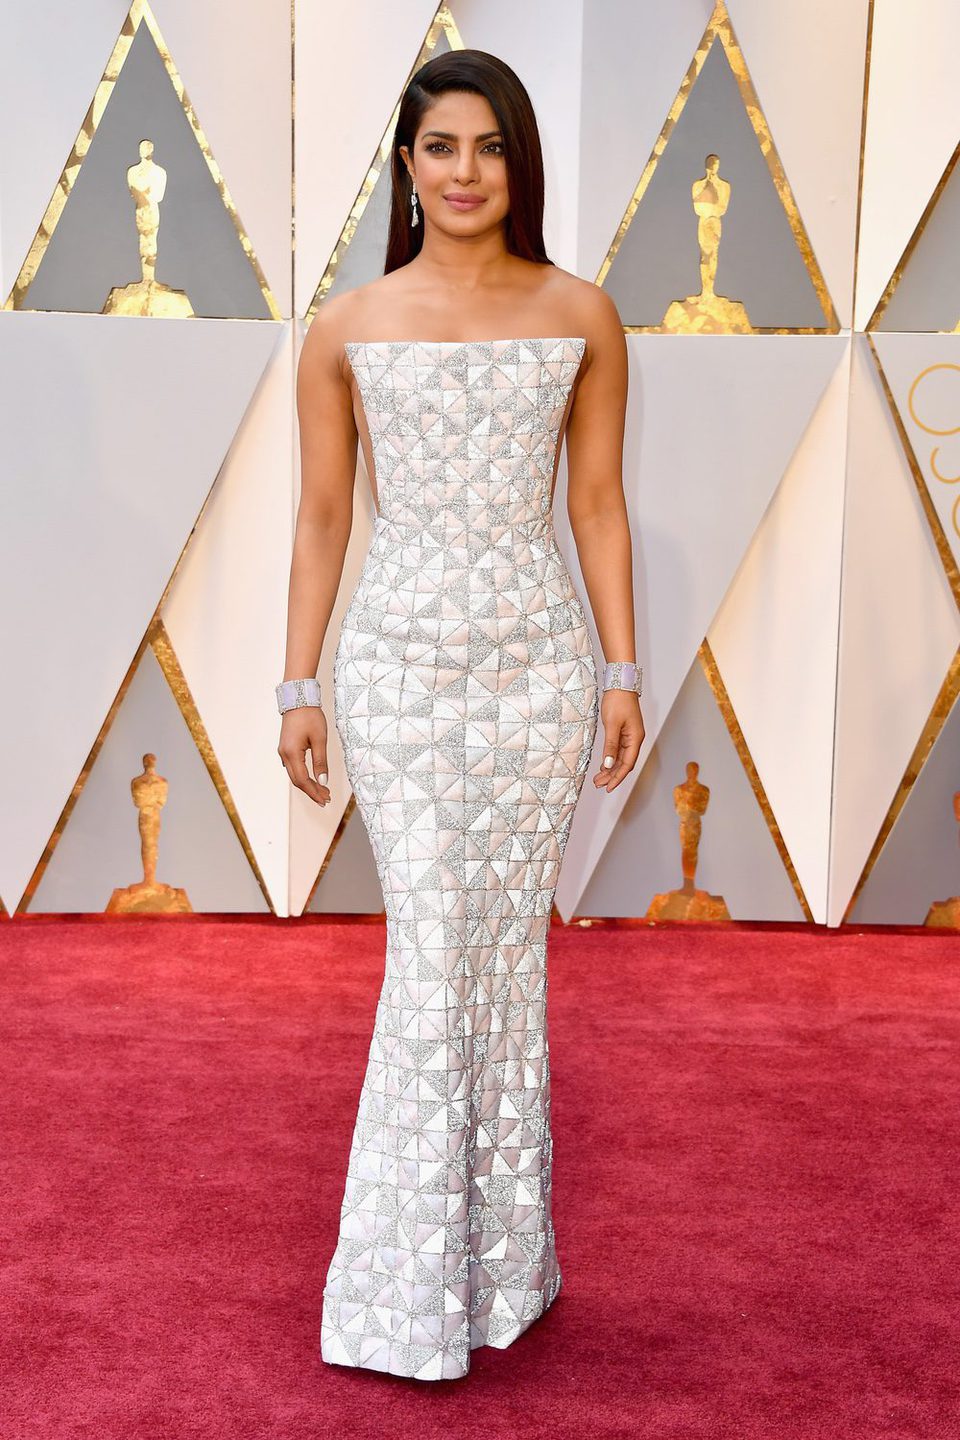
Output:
278,49,644,1381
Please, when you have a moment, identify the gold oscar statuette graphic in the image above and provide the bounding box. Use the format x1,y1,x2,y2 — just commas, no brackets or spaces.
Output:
102,140,194,317
924,790,960,928
106,752,192,913
662,154,752,334
646,761,731,921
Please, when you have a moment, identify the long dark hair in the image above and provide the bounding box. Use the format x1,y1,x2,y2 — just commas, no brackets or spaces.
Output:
384,49,554,274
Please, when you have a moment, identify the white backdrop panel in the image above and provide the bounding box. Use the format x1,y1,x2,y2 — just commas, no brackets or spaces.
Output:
3,1,949,922
709,339,850,922
828,335,960,923
555,333,841,918
163,321,296,914
855,0,960,331
873,333,960,578
0,310,279,912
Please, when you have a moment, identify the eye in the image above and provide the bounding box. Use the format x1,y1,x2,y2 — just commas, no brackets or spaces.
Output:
423,140,505,155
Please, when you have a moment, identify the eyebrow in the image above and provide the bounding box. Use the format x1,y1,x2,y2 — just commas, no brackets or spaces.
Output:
421,130,503,140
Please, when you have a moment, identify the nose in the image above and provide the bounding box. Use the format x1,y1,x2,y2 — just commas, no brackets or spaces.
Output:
452,148,482,185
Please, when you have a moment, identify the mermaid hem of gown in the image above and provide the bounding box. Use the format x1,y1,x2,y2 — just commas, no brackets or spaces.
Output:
318,337,597,1382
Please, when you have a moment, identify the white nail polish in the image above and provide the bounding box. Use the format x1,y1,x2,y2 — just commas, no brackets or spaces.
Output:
602,756,614,769
319,772,328,785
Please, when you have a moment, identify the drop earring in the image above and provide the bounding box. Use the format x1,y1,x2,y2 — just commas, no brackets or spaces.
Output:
410,177,419,228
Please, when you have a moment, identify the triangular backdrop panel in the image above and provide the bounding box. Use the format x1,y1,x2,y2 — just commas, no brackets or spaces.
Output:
580,1,722,287
709,340,851,922
576,652,803,921
307,806,386,915
0,7,145,304
848,676,960,926
14,15,273,318
30,645,267,914
827,336,960,924
0,311,280,912
873,333,960,583
321,149,397,306
163,322,296,914
554,334,841,918
603,21,831,330
725,0,869,328
855,0,960,331
871,151,960,333
154,0,293,314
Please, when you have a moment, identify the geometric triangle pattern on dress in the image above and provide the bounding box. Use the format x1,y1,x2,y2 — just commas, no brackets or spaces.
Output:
321,337,598,1380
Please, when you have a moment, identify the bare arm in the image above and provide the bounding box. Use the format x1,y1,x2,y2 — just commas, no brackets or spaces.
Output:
277,310,358,806
564,288,644,792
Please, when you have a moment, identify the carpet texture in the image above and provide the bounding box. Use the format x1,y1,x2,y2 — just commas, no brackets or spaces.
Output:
1,915,958,1439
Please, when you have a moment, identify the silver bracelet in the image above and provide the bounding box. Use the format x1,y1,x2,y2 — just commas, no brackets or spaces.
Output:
276,677,322,713
602,660,643,696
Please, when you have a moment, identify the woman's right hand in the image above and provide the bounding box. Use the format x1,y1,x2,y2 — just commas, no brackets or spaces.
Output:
278,707,331,807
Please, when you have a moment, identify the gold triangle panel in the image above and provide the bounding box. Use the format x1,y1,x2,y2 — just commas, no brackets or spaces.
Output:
574,640,810,921
5,0,280,319
597,0,838,334
867,143,960,333
842,650,960,923
21,620,272,915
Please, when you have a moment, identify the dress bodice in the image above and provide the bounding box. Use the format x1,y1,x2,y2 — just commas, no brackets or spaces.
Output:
344,337,586,546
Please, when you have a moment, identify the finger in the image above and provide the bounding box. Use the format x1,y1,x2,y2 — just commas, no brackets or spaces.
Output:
282,743,331,812
595,758,624,788
305,737,333,807
283,750,326,805
603,739,643,792
593,759,616,785
308,742,331,793
595,754,618,789
593,729,623,785
594,725,642,788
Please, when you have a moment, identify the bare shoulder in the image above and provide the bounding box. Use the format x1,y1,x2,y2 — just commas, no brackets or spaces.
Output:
298,293,352,388
298,272,409,382
541,265,626,366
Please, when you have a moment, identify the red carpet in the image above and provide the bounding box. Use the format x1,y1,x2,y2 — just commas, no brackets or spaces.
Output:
1,915,959,1439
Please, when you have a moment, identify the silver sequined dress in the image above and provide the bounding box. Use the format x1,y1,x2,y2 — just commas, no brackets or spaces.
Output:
320,336,599,1381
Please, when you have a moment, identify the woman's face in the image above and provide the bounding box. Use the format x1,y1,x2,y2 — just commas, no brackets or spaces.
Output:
399,90,509,233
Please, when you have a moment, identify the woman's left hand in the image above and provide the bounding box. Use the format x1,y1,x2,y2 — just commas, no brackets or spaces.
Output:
593,690,645,792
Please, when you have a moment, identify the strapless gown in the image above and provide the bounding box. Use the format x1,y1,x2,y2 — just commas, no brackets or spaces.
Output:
320,336,599,1381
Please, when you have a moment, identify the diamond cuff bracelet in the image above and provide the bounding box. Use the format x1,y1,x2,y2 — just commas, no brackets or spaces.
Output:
603,660,643,696
276,678,322,714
